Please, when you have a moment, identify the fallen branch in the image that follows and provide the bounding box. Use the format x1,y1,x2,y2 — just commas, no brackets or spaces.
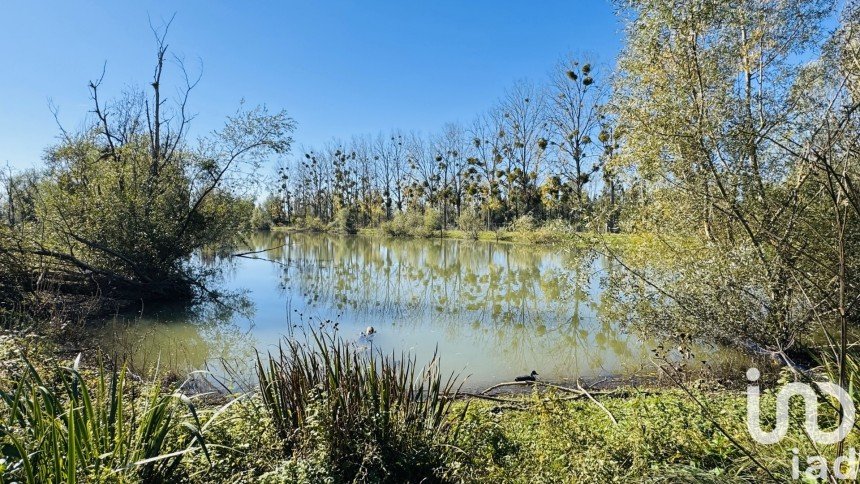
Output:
455,392,529,406
230,243,287,258
577,380,618,425
479,380,588,395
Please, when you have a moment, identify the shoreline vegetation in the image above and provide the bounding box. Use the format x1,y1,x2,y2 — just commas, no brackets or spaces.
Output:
1,0,858,481
271,221,570,245
267,218,648,250
0,330,830,483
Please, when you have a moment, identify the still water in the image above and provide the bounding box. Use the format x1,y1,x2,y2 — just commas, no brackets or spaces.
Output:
98,232,667,389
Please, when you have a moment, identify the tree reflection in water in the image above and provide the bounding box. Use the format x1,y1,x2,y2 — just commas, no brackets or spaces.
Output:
97,232,674,389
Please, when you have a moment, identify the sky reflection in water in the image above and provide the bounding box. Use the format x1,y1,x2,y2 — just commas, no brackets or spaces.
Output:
100,232,662,389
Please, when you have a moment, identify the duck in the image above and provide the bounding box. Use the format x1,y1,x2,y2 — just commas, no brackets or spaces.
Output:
514,370,539,382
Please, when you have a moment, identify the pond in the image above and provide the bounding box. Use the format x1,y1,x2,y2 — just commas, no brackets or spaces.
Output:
95,231,707,389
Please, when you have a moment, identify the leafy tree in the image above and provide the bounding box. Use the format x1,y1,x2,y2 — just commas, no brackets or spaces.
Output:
607,0,853,356
457,207,483,239
16,25,294,302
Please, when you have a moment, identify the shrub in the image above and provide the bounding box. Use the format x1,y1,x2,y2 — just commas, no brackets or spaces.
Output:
250,205,273,231
294,216,327,233
256,331,465,482
457,208,483,240
20,37,295,303
332,206,358,235
451,393,774,482
0,227,27,325
530,219,570,244
423,207,442,235
509,214,536,233
380,211,423,237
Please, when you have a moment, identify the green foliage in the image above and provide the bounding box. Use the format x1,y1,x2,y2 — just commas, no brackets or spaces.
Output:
256,331,465,482
380,210,432,237
292,216,328,233
449,390,826,483
379,211,423,237
177,394,285,482
604,0,858,353
250,204,273,231
0,229,27,325
31,107,289,301
529,219,570,244
508,214,536,233
262,194,288,226
2,33,295,305
0,357,216,483
332,206,358,235
423,207,442,233
457,208,482,239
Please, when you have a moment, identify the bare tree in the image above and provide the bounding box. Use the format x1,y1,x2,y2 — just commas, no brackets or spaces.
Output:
497,81,549,218
548,57,608,224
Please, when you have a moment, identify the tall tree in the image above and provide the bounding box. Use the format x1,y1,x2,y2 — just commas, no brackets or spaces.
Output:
548,57,608,225
497,81,549,218
609,0,844,353
26,25,295,301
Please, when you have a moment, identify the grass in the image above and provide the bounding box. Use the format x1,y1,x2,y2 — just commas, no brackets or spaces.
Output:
4,332,857,482
0,355,218,483
166,384,854,482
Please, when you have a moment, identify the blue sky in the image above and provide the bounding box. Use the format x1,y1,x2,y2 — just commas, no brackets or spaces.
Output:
0,1,622,171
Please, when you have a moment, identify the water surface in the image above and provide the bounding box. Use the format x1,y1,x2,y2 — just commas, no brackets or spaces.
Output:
99,232,668,389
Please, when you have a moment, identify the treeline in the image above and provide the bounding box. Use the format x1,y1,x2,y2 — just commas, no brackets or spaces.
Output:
247,0,860,360
258,60,622,232
0,0,857,361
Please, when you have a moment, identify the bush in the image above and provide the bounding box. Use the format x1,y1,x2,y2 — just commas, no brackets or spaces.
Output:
509,214,536,233
294,216,327,232
250,205,273,231
458,208,483,240
530,219,570,244
19,39,295,303
332,206,358,234
380,211,423,237
450,392,782,482
0,228,27,324
256,331,464,482
423,207,442,234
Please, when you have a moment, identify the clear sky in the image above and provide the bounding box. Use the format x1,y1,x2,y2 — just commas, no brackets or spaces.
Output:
0,1,622,171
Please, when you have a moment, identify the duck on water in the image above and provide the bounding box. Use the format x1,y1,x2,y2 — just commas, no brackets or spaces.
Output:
515,370,539,382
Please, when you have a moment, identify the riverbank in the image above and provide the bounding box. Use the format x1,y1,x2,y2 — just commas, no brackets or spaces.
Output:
269,222,650,250
0,331,832,482
270,223,564,244
189,388,785,483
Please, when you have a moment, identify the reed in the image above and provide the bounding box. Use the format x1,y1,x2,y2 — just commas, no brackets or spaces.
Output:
0,356,214,483
256,330,465,481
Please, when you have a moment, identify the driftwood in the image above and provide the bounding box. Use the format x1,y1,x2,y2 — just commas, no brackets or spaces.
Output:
448,380,650,424
576,381,618,425
455,392,529,406
479,380,590,395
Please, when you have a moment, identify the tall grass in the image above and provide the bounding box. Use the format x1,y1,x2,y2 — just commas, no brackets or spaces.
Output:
256,331,465,482
0,356,214,483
